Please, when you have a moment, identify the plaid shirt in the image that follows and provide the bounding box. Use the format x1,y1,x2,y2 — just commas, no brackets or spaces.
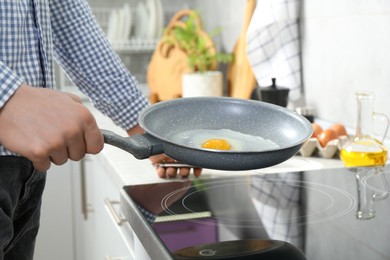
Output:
0,0,148,156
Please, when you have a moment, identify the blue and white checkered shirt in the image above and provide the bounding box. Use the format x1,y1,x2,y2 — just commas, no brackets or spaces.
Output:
0,0,149,156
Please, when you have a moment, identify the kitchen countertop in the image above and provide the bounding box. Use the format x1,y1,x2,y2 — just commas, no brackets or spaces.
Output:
86,102,346,190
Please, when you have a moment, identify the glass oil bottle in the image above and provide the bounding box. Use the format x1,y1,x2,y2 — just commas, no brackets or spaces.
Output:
340,92,389,167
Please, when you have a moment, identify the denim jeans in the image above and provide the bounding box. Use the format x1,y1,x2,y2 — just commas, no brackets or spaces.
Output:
0,156,46,260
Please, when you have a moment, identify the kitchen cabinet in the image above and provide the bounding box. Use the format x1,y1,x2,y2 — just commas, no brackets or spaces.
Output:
73,155,135,260
35,156,139,260
34,163,75,260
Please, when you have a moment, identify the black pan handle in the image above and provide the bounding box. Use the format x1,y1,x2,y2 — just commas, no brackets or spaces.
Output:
101,129,164,159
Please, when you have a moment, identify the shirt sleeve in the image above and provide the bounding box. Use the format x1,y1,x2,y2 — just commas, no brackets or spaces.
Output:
0,61,23,109
49,0,149,130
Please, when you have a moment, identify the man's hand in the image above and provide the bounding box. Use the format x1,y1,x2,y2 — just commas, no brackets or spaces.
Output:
0,84,104,171
127,124,202,178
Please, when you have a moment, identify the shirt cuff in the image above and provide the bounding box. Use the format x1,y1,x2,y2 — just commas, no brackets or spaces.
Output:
0,62,23,109
90,76,149,130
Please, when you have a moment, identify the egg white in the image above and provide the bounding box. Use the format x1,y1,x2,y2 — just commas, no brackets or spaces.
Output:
170,129,279,151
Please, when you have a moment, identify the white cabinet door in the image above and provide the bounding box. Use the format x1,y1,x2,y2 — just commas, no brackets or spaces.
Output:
35,156,135,260
34,163,76,260
72,157,97,260
73,155,134,260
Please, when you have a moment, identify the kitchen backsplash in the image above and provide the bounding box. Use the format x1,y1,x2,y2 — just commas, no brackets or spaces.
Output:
300,0,390,129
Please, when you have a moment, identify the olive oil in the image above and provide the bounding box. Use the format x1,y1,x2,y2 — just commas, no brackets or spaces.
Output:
340,148,388,167
340,92,389,168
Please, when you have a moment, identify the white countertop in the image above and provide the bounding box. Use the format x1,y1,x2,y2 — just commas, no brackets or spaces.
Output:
87,103,345,190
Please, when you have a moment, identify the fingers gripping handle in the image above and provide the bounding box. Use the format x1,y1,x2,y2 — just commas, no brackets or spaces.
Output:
101,129,164,159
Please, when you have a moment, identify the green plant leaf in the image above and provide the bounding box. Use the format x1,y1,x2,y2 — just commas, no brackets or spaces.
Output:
163,11,232,72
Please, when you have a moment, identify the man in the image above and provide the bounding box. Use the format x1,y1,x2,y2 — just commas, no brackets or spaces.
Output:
0,0,200,259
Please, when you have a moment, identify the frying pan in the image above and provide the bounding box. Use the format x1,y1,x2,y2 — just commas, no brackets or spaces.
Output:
102,97,312,171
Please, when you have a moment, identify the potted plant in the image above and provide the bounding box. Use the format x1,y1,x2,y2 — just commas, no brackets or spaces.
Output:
162,10,232,97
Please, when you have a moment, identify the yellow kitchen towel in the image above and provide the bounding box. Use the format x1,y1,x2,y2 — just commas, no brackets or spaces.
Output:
246,0,302,100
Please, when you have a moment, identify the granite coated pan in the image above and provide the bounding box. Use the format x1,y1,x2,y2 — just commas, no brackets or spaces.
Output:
101,97,312,170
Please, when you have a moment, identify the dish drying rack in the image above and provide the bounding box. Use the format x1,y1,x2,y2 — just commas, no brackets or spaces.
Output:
92,7,161,52
57,2,190,96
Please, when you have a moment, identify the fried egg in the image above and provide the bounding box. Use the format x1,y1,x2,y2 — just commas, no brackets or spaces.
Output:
170,129,279,151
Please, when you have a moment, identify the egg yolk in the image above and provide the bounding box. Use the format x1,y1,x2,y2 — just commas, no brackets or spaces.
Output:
201,139,231,150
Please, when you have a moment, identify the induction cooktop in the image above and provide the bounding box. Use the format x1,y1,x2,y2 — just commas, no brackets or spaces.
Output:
120,165,390,260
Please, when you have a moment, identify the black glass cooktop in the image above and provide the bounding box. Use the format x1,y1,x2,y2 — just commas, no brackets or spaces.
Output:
120,165,390,260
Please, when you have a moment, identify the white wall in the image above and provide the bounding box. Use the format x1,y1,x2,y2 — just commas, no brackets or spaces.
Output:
300,0,390,129
195,0,390,136
193,0,245,52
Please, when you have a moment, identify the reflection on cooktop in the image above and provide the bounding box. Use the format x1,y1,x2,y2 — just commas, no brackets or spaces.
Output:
160,175,356,225
123,166,390,260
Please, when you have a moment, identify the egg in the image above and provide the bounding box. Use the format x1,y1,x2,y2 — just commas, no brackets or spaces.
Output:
170,129,280,151
329,123,347,137
311,123,323,138
202,139,231,150
317,128,338,147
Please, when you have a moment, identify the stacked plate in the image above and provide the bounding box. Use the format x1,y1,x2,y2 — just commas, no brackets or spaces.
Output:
106,0,164,43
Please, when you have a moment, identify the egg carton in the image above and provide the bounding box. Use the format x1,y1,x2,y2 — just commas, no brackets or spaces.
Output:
299,135,349,159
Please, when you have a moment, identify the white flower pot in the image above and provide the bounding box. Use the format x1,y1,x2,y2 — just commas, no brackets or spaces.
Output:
182,71,223,97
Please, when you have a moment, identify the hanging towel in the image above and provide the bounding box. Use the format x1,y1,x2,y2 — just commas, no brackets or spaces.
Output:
246,0,302,100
